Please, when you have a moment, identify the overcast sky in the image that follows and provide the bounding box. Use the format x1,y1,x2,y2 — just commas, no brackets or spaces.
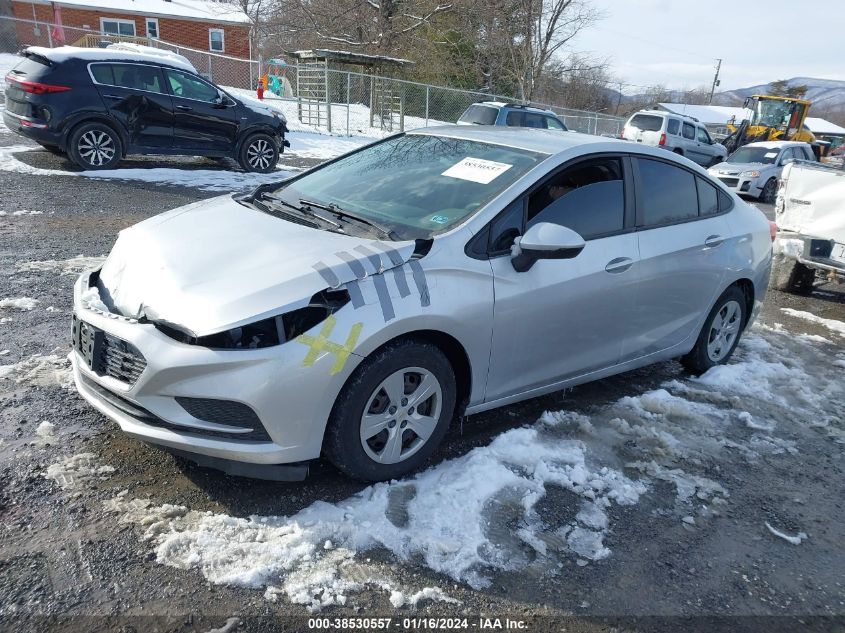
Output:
573,0,845,94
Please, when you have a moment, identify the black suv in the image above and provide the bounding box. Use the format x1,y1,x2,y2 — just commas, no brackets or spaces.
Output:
3,47,289,173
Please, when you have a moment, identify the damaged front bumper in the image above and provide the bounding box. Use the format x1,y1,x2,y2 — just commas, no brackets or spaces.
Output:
71,271,359,476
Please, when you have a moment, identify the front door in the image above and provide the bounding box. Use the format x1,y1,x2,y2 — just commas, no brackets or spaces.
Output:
484,155,642,402
90,62,173,149
162,68,239,153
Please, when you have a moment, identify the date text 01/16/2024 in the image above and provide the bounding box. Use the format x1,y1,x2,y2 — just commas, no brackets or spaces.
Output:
307,617,528,629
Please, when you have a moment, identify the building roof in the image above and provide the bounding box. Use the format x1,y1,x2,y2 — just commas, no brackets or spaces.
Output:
657,103,751,126
23,0,250,24
804,117,845,136
289,49,414,67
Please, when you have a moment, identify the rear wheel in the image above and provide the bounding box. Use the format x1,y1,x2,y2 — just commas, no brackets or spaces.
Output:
681,286,747,375
238,133,279,173
770,252,815,295
68,122,122,170
323,340,456,481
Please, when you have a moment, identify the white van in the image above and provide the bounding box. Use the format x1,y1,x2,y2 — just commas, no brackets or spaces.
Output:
623,110,727,167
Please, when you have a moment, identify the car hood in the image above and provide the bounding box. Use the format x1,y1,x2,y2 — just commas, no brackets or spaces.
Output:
97,194,416,336
710,161,774,174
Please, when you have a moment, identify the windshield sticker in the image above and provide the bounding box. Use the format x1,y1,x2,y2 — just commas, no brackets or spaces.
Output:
765,152,778,158
429,214,450,225
442,157,513,184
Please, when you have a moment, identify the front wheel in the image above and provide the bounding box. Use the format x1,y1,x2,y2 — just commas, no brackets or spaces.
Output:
68,122,122,170
681,286,747,375
238,133,279,173
323,340,456,481
760,178,778,204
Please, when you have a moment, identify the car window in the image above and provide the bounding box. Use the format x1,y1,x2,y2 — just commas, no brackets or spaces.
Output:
458,104,498,125
522,113,547,129
682,122,695,140
96,63,166,94
696,127,711,144
666,118,680,135
164,68,219,102
697,177,719,216
779,148,795,164
637,158,698,226
629,114,663,132
526,157,625,239
488,199,525,254
546,116,566,130
505,111,523,127
275,134,546,240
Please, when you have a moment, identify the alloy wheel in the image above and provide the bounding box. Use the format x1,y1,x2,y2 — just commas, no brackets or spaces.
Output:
359,367,443,464
77,130,116,167
246,139,273,170
706,300,742,362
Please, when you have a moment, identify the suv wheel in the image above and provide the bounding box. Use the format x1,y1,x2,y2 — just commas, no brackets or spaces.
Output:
68,122,122,170
681,286,747,375
238,133,279,173
323,340,456,481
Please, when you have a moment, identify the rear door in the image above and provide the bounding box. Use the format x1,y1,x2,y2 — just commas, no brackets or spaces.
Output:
89,62,174,149
485,155,641,401
162,68,239,152
694,126,718,165
625,157,732,361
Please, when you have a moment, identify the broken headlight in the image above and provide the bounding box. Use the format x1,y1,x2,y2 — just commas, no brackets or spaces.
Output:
154,288,350,350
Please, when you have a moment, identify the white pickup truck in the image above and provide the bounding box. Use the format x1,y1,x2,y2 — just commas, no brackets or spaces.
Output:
771,160,845,294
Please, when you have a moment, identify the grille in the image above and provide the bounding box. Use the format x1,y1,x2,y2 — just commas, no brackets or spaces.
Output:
718,177,739,188
81,375,272,443
175,397,270,441
72,315,147,386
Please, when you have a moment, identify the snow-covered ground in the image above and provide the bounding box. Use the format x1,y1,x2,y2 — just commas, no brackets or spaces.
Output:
102,322,845,612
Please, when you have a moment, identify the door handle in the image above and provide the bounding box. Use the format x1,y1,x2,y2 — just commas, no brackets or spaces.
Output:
704,235,724,248
605,257,634,273
176,105,193,111
103,94,122,100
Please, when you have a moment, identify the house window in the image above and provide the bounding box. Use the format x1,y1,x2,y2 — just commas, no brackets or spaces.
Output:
100,17,136,37
145,18,159,39
209,28,224,52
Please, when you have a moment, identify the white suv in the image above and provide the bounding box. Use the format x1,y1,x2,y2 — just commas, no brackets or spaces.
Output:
622,110,727,167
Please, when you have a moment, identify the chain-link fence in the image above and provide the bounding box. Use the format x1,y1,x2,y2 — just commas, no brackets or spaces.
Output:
0,14,624,139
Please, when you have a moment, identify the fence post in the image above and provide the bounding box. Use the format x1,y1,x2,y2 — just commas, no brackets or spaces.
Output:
399,84,404,132
325,64,332,133
346,72,351,137
207,56,212,81
47,24,52,47
425,85,430,127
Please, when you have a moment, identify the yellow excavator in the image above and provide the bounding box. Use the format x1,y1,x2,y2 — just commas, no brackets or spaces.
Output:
723,94,817,154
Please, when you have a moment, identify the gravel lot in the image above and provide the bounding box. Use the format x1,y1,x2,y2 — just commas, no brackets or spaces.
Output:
0,121,843,633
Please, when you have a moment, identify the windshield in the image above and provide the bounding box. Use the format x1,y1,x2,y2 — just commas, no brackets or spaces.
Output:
271,134,547,240
754,99,794,129
728,146,780,164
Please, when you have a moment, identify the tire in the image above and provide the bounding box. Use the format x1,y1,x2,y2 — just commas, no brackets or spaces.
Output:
769,252,815,295
67,122,122,170
673,148,684,156
37,142,64,156
323,339,456,481
681,286,747,375
760,178,778,204
238,133,279,173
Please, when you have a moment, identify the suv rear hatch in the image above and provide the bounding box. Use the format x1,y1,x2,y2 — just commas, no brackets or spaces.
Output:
623,113,664,145
4,51,70,122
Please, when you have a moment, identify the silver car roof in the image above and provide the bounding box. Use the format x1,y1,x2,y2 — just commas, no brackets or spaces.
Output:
409,125,618,156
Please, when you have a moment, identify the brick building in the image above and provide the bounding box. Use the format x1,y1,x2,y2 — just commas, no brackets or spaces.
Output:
11,0,252,59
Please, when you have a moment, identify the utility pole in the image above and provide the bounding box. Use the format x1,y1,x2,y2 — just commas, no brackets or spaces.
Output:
708,58,722,104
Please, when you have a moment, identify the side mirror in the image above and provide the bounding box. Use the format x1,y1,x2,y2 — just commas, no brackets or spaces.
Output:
511,222,585,272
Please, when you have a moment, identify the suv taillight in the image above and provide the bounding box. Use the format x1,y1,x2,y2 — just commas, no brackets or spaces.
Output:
6,74,71,94
658,132,666,146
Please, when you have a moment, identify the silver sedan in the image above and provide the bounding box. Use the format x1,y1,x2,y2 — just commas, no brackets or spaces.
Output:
71,126,773,481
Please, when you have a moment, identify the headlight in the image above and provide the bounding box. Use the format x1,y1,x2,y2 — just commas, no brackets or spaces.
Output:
154,288,350,350
741,170,760,178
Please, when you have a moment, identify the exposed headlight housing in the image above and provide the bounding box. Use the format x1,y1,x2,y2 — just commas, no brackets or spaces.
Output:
154,288,350,350
741,170,760,178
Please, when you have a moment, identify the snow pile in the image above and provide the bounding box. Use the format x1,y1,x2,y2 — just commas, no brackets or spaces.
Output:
17,255,107,275
780,308,845,337
36,421,56,439
0,353,73,390
0,297,39,310
45,453,115,490
0,209,43,216
107,323,844,611
80,286,110,312
765,522,808,545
